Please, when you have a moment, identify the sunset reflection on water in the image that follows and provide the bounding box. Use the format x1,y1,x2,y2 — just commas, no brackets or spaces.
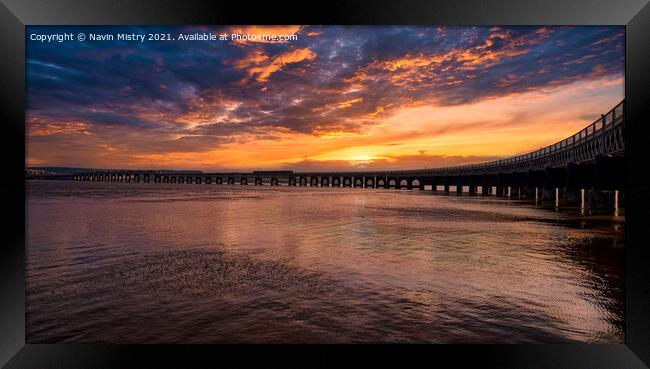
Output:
26,180,624,343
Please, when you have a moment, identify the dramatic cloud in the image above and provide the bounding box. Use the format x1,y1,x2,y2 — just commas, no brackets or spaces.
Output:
26,25,624,171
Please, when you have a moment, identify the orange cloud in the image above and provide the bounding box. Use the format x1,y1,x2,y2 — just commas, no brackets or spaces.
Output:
236,47,317,82
175,93,242,127
312,97,364,113
28,118,92,137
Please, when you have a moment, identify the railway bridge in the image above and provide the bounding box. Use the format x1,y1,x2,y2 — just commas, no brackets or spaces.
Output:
71,100,625,211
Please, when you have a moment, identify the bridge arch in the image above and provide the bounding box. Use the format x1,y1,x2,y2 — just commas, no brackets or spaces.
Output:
310,177,318,187
255,177,263,185
271,178,279,186
321,177,329,187
332,177,341,187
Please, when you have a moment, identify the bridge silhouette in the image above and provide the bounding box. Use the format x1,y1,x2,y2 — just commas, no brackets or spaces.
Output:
71,100,625,211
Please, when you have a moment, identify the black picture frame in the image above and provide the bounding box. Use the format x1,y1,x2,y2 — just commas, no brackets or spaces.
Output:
2,0,649,367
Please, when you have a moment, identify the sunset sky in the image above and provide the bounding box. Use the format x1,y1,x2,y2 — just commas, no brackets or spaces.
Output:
26,26,624,171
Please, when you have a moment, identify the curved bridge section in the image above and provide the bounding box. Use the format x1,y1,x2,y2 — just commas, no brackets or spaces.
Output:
71,101,625,211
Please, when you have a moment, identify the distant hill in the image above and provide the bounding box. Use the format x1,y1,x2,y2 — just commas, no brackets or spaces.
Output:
27,167,96,175
25,167,203,179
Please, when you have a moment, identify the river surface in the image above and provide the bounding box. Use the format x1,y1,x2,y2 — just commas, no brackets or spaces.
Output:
26,180,625,343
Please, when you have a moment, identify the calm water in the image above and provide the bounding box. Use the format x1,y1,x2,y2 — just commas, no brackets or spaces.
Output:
26,180,624,343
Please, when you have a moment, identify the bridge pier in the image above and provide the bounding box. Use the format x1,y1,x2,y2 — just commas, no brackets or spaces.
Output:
468,184,477,195
478,176,486,194
459,176,470,193
391,177,402,190
405,178,413,190
468,175,480,195
366,177,374,188
585,156,625,213
511,172,526,197
587,190,618,214
522,186,535,199
510,187,520,198
495,173,508,196
564,161,590,205
480,185,489,196
540,167,567,205
418,178,425,190
541,187,555,201
495,186,505,197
